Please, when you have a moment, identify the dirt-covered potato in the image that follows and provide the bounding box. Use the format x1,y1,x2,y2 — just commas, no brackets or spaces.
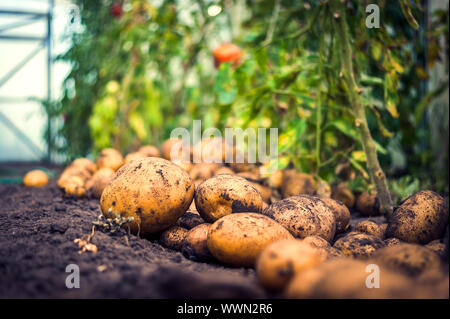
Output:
263,195,336,242
250,182,272,203
192,137,234,163
214,166,235,176
159,226,189,251
256,239,325,292
57,166,92,188
138,145,160,157
23,170,49,187
87,168,115,199
124,152,146,164
70,158,97,174
371,243,442,277
195,174,263,222
384,237,402,247
100,157,194,235
302,235,330,248
280,171,316,198
320,198,350,234
331,182,355,209
182,223,213,262
189,163,220,181
207,213,293,267
379,223,388,238
176,211,205,229
355,191,381,216
386,190,449,244
236,171,260,183
333,231,385,259
267,169,283,189
161,138,190,161
285,259,416,299
61,175,87,197
302,236,344,260
425,240,446,259
96,148,124,171
355,220,383,239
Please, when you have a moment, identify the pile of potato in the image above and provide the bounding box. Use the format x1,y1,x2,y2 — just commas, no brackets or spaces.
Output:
52,138,449,298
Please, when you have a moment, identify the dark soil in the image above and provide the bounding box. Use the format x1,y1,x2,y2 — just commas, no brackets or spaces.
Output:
0,183,266,298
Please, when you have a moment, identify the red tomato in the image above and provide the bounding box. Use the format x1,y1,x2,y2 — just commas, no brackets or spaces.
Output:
212,43,242,67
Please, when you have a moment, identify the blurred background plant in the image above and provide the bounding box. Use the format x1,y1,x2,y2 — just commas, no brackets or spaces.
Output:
50,0,448,196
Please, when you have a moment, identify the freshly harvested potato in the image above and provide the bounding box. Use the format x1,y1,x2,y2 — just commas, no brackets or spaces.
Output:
285,258,416,299
87,168,115,199
385,190,449,244
372,243,442,277
251,182,272,203
321,198,350,234
302,235,330,248
61,175,87,198
161,138,190,161
256,239,325,292
23,170,48,187
425,240,446,259
384,237,402,247
263,195,336,242
124,152,146,164
355,220,383,239
379,223,388,238
333,231,384,259
176,211,205,230
70,158,97,174
316,179,331,198
280,171,316,198
96,148,123,171
100,157,194,236
267,169,283,189
237,171,260,183
138,145,160,157
207,213,293,267
192,137,234,163
195,174,263,222
57,166,91,187
182,223,213,262
331,182,355,209
214,166,235,176
355,191,381,216
189,163,220,181
302,236,343,260
159,226,189,251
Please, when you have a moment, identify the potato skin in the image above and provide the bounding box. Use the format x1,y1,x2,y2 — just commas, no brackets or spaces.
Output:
182,223,213,262
280,171,316,198
138,145,160,157
23,170,48,187
189,163,220,181
321,198,350,234
159,226,189,251
124,152,146,164
207,213,293,267
263,195,336,242
372,243,442,277
333,231,385,259
355,220,383,239
71,158,97,174
96,148,124,171
355,191,381,216
386,190,449,244
195,174,263,223
331,182,355,209
100,157,194,236
161,138,190,161
88,168,115,199
256,239,325,292
176,211,205,230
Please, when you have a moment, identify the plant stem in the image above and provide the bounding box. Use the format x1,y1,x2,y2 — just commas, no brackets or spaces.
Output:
330,0,393,218
315,32,325,175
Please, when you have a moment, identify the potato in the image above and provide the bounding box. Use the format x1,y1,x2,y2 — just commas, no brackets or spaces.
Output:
138,145,160,157
320,198,350,234
189,163,220,181
207,213,293,267
425,240,446,259
379,223,388,238
385,190,449,244
195,174,263,223
333,231,385,259
100,157,194,236
171,159,192,173
331,182,355,209
285,258,417,299
61,175,87,198
302,236,344,260
372,243,442,277
415,270,449,298
193,137,234,163
280,171,316,198
256,239,325,292
96,148,124,171
214,166,235,176
57,166,91,187
384,237,402,247
176,211,205,230
236,171,260,183
87,168,115,199
250,182,272,203
124,152,146,164
70,158,97,174
182,223,213,262
355,191,381,216
161,138,190,161
316,179,331,198
159,226,189,251
355,220,383,239
266,169,283,189
23,170,48,187
263,195,336,242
